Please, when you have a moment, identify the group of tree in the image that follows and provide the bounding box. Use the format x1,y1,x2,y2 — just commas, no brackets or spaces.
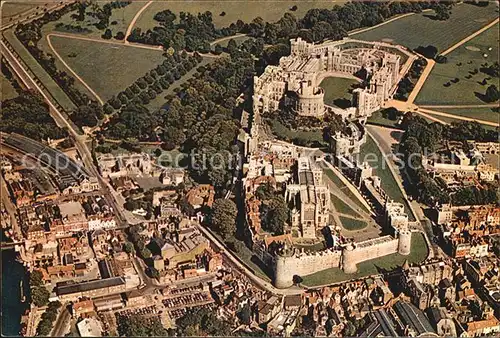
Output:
104,51,202,120
175,307,232,336
14,3,100,128
399,114,499,206
1,92,67,141
395,58,427,100
30,270,50,307
86,1,131,30
128,1,453,53
210,199,238,240
255,183,289,235
117,314,168,336
483,85,499,103
35,301,62,336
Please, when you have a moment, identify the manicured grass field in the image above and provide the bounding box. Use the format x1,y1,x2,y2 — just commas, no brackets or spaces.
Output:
49,35,167,101
416,23,500,105
134,1,341,32
434,107,499,123
367,110,402,129
1,74,18,101
319,77,360,108
339,216,367,231
353,2,498,52
301,232,428,287
2,29,77,112
331,194,359,218
358,135,416,221
421,111,499,130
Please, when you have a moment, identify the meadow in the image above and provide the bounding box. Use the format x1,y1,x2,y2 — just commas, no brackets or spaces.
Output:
133,0,340,32
415,23,499,106
353,2,498,52
49,35,167,101
1,74,18,101
1,1,38,20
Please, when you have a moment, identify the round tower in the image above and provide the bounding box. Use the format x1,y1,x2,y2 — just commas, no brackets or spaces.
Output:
273,253,294,289
342,243,358,274
398,230,412,256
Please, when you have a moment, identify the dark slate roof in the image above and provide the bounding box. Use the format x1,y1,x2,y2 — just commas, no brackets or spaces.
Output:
56,277,125,296
393,301,436,336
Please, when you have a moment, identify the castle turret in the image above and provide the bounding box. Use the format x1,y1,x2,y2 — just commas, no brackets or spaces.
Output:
273,246,295,288
342,243,358,274
398,230,412,256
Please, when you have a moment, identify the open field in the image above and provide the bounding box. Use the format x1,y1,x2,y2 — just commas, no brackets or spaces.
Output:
2,29,77,112
331,194,359,218
430,107,499,123
134,1,341,32
415,23,499,105
1,74,18,101
1,2,38,19
49,35,166,101
421,111,499,130
339,216,367,231
302,232,428,287
358,135,415,221
320,77,359,108
353,3,499,52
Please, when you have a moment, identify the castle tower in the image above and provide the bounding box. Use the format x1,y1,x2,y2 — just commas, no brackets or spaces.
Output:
342,243,358,274
273,248,295,288
398,230,412,256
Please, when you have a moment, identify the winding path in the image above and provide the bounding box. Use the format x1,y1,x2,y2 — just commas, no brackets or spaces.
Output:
124,0,153,44
46,33,104,105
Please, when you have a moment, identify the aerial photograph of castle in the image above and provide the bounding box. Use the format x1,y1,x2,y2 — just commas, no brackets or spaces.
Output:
1,0,499,336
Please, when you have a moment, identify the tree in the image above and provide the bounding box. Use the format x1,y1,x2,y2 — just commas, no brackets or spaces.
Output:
261,195,288,235
123,241,135,254
115,31,125,40
32,286,50,307
140,247,152,259
117,315,167,336
213,43,223,55
147,267,160,278
30,270,44,288
237,303,252,325
435,4,450,20
211,199,238,239
102,28,112,39
484,85,499,102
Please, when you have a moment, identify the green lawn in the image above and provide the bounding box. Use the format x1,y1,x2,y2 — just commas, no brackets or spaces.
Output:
319,77,360,108
359,135,416,221
435,107,499,123
353,3,498,52
266,118,326,147
416,23,500,105
331,194,360,218
2,29,77,112
1,74,18,101
302,232,428,287
324,168,370,213
49,35,167,101
134,1,342,32
367,110,402,129
294,241,327,253
421,111,499,130
339,216,367,231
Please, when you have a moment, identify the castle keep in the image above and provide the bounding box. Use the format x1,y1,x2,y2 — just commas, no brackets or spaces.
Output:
253,38,410,121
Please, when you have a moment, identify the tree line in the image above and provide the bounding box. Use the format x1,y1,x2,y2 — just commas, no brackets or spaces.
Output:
129,1,456,53
1,92,68,141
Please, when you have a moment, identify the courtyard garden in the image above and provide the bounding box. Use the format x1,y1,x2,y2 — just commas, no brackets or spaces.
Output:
319,77,360,108
339,216,367,231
